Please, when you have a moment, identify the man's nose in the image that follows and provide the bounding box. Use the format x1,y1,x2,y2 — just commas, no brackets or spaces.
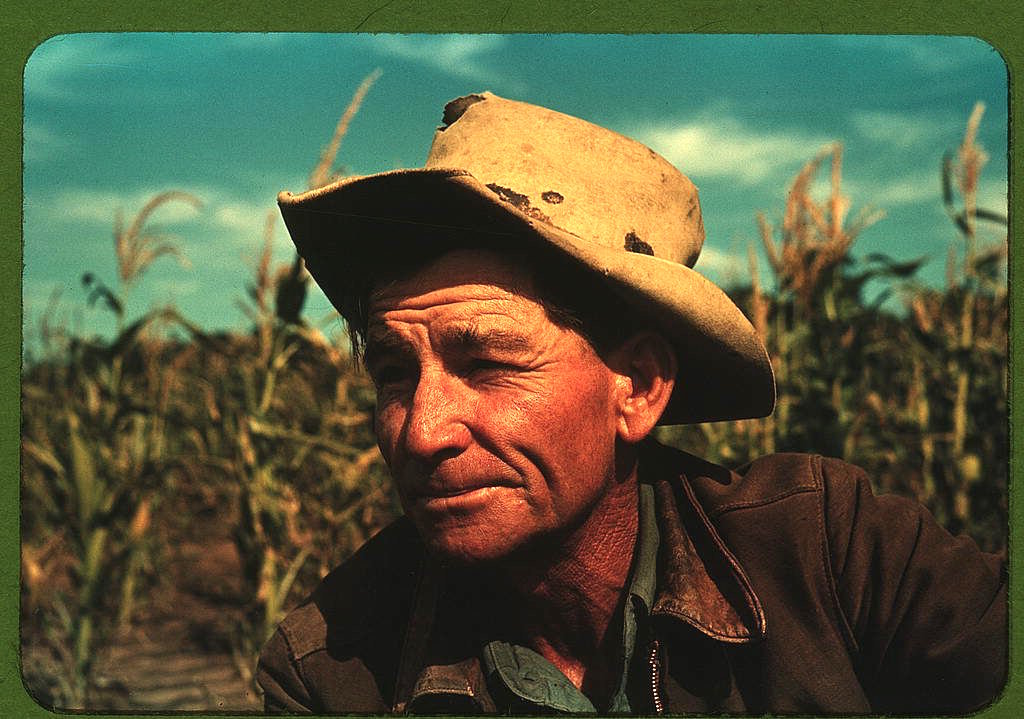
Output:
401,369,471,462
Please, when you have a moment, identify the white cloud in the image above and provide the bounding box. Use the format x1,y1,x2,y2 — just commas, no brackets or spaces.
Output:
849,110,948,146
33,186,292,237
212,200,278,234
25,185,296,277
693,246,733,275
843,170,1007,214
639,120,833,186
179,194,295,273
691,246,753,288
370,34,523,90
38,187,203,226
842,170,939,209
204,196,293,257
872,177,938,207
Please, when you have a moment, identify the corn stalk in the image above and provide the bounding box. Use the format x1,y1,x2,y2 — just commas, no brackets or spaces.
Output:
934,101,1006,529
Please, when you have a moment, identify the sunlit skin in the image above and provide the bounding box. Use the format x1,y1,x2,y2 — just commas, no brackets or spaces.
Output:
368,257,622,561
365,249,677,698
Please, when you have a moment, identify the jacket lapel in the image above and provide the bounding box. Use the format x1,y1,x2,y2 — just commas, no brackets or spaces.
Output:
644,444,766,642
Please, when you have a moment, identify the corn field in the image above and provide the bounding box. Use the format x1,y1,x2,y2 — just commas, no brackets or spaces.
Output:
20,88,1007,711
657,102,1007,551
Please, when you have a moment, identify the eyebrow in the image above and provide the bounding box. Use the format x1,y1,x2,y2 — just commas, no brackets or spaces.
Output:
438,325,533,355
363,330,413,370
363,324,533,368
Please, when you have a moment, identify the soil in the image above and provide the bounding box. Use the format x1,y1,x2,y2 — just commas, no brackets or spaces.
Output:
22,529,265,712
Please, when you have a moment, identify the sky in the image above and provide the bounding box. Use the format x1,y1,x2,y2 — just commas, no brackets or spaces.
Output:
21,33,1008,356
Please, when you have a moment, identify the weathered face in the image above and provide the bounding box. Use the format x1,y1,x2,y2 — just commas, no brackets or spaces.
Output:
365,249,626,563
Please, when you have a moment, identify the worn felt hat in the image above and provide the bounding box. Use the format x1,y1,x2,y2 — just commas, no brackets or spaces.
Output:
278,91,775,424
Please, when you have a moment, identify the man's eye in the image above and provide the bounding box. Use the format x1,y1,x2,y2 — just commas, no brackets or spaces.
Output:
372,365,413,387
467,358,516,376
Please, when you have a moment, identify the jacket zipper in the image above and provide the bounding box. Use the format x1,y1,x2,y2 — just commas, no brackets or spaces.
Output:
647,638,664,714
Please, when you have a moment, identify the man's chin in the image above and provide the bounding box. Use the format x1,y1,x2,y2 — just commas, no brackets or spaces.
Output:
416,523,569,569
420,532,525,566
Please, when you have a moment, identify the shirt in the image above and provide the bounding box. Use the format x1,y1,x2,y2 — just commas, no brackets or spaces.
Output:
480,483,660,712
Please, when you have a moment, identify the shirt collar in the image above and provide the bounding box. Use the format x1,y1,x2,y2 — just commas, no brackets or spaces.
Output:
479,482,662,713
630,480,660,612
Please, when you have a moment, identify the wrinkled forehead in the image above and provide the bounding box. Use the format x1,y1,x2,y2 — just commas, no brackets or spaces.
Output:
363,249,570,366
367,247,543,313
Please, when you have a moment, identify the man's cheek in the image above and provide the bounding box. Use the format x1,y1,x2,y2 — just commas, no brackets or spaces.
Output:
373,405,404,461
496,375,611,438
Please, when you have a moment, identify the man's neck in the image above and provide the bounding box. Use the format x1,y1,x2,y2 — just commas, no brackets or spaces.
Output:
482,470,641,696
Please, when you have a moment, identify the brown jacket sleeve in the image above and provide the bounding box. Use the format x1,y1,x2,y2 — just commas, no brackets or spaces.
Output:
255,518,422,713
821,457,1007,713
257,626,316,714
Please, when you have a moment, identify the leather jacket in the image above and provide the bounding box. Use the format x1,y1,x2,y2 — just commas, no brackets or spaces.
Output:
257,442,1007,714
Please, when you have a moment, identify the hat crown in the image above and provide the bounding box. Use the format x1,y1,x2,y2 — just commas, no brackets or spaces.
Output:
277,91,775,424
424,92,705,267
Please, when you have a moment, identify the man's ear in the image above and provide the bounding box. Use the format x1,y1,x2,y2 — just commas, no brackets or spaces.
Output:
610,331,677,443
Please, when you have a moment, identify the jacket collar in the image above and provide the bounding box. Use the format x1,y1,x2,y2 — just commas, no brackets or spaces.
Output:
642,441,766,642
394,441,766,711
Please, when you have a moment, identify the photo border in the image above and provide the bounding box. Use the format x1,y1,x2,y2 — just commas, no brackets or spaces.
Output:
4,2,1020,717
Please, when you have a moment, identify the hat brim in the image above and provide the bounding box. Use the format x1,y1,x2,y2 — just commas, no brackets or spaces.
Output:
279,168,775,425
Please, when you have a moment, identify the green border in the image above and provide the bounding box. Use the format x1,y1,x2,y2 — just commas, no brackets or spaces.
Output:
3,2,1020,717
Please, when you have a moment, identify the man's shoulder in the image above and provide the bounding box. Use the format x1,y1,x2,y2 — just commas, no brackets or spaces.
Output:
644,440,865,517
274,516,424,658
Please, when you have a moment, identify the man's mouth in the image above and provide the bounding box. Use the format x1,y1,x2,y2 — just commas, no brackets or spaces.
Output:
418,483,495,498
417,485,513,511
407,478,522,514
414,480,517,499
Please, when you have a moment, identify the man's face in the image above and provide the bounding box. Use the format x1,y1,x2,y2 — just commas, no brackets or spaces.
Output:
365,249,626,563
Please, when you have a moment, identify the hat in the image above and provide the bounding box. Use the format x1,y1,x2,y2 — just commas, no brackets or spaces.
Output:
278,91,775,424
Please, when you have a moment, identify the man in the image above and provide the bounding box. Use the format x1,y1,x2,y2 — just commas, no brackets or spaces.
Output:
257,92,1006,714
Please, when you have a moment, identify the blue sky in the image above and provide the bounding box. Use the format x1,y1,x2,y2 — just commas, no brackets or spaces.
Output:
22,33,1008,355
